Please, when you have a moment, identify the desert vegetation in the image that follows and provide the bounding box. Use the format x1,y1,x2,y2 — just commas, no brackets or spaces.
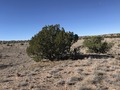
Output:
83,36,112,53
0,25,120,90
27,24,79,61
27,24,114,62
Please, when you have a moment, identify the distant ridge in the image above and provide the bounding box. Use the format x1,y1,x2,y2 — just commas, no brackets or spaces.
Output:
79,33,120,39
0,33,120,42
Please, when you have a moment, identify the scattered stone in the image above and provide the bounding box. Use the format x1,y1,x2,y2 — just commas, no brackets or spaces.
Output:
28,71,37,76
32,88,41,90
16,73,22,77
49,68,63,75
66,77,83,85
88,57,92,60
0,79,13,83
55,79,65,85
34,68,40,72
105,79,113,85
75,68,83,74
6,74,14,78
91,74,104,84
60,63,68,67
46,74,52,78
96,86,108,90
42,59,49,62
76,86,92,90
18,81,28,87
52,73,62,78
82,72,90,76
29,84,34,89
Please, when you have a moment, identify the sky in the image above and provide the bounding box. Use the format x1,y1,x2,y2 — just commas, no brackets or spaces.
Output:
0,0,120,40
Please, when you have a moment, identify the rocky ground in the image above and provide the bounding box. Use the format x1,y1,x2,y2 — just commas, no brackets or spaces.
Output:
0,38,120,90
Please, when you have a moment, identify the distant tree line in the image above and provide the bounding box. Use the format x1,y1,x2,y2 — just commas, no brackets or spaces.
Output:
0,40,29,44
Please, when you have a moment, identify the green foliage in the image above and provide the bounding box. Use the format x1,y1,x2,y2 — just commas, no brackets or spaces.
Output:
7,43,12,46
27,24,78,61
83,36,112,53
20,43,24,45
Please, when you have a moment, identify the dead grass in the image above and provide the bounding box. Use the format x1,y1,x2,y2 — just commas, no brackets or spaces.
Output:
0,37,120,90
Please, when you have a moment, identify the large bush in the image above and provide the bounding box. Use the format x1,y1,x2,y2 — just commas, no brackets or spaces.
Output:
83,36,112,53
27,24,78,61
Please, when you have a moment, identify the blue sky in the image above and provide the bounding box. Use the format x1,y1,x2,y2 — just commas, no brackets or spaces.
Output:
0,0,120,40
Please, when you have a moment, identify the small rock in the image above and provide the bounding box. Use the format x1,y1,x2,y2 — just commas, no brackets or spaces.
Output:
46,74,52,78
49,68,63,75
16,73,21,77
52,73,62,78
66,77,83,85
75,68,83,74
55,79,65,85
6,74,14,78
76,86,92,90
96,86,108,90
28,71,37,76
18,81,28,87
0,79,12,83
60,63,68,67
42,59,49,62
34,68,39,72
82,72,90,76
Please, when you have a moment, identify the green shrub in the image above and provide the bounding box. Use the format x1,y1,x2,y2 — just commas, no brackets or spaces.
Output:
83,36,112,53
20,43,24,45
7,43,12,46
27,24,78,61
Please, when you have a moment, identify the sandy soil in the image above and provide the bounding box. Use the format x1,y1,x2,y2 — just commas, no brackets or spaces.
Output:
0,38,120,90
